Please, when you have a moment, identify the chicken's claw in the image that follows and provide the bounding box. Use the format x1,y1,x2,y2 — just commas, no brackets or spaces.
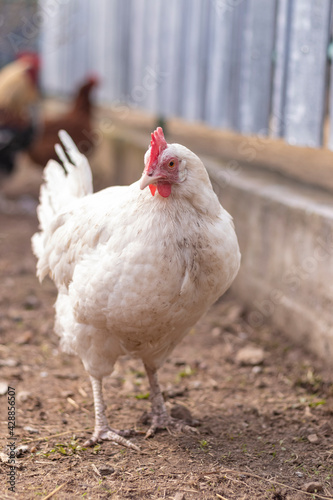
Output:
84,427,141,452
141,411,200,439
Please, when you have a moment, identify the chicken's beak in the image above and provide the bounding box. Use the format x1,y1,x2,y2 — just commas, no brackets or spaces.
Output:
140,172,153,191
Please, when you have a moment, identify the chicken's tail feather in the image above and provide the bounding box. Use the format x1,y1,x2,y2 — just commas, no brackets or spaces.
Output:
37,130,92,229
32,130,93,261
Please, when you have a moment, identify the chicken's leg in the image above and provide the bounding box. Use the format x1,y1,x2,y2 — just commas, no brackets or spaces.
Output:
144,365,198,438
84,376,140,451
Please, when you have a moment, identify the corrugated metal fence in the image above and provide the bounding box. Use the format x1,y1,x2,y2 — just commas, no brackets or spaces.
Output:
38,0,333,149
0,0,38,67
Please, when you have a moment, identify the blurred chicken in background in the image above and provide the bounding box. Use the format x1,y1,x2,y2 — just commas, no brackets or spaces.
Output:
27,76,99,167
0,53,40,178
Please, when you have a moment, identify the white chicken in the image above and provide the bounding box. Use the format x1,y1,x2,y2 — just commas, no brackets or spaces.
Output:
32,127,240,450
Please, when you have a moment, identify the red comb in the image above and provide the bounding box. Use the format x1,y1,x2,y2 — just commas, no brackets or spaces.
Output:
146,127,167,172
18,52,40,84
86,74,100,86
17,52,39,67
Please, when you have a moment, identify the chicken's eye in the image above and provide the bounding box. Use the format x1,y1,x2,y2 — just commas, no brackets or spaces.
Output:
169,161,175,168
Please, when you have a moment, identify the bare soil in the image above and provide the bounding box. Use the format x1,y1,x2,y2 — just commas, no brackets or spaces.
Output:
0,207,332,500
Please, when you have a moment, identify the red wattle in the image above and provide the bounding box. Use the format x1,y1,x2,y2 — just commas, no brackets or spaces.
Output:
157,183,172,198
149,184,157,196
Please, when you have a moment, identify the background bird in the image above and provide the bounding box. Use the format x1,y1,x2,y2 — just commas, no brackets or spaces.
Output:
0,53,40,177
32,127,241,450
27,76,99,167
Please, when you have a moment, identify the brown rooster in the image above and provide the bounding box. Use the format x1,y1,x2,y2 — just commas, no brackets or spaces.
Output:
0,53,40,176
27,76,98,166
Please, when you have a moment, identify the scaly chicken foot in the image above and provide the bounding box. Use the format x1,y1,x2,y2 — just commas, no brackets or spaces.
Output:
85,376,140,451
144,365,199,438
143,412,199,438
84,427,140,450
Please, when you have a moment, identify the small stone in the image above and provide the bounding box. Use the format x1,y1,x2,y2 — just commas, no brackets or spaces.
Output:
0,452,9,463
174,359,186,367
319,421,332,436
23,295,40,310
163,386,187,398
252,365,262,374
236,346,265,366
0,381,8,395
295,471,304,477
17,330,33,345
24,426,39,434
307,433,319,444
208,378,218,390
0,359,18,367
220,302,243,326
197,361,208,371
15,445,29,457
0,451,9,464
40,371,48,378
9,312,23,323
18,391,32,402
255,379,267,389
122,379,136,393
238,331,248,340
304,406,313,418
211,327,222,338
173,493,186,500
302,482,323,493
189,380,202,390
98,465,115,476
171,404,199,427
299,426,313,438
61,390,75,398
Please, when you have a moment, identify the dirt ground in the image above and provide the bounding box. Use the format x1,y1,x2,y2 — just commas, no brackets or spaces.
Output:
0,195,332,499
